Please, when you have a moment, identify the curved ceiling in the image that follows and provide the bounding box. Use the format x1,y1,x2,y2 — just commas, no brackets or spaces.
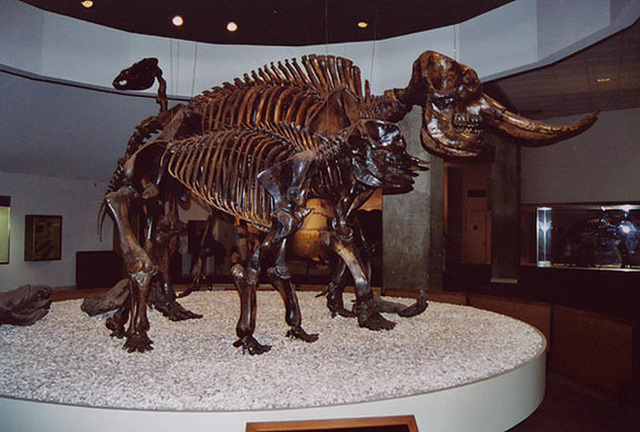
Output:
20,0,512,46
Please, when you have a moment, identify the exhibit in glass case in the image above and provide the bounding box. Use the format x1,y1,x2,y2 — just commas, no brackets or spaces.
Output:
522,204,639,270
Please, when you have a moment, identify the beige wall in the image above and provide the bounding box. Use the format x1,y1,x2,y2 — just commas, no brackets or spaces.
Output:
0,171,113,290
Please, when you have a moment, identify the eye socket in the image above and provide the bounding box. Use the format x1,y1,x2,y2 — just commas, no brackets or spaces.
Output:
458,69,481,100
457,83,481,101
431,96,454,110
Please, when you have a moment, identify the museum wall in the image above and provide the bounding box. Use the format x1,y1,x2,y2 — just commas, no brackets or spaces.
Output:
0,168,232,292
0,171,113,291
520,107,640,204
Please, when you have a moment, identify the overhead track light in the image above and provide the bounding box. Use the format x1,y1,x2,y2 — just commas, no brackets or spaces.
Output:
172,15,184,27
227,21,238,32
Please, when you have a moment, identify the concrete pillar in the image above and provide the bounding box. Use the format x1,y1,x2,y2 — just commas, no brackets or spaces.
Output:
383,108,444,292
429,157,445,290
490,135,521,284
445,166,463,271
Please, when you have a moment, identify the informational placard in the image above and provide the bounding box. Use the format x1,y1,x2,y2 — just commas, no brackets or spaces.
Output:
246,415,418,432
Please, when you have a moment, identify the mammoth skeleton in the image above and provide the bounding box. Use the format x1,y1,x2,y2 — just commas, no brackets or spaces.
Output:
102,51,597,353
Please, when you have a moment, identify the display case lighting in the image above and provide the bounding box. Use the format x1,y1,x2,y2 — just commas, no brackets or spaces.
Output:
81,1,93,8
357,21,369,29
226,21,238,32
536,207,552,267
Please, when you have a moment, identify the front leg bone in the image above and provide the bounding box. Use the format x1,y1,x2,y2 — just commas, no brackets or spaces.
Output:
321,230,396,331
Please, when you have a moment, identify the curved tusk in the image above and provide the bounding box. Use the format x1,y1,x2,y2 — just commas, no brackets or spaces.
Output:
481,94,599,144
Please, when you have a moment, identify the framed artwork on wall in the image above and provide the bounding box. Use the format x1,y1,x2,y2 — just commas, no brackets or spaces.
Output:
0,195,10,264
24,215,62,261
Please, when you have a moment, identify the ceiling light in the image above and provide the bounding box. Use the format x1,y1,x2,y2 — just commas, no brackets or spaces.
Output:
226,21,238,32
596,77,611,83
172,15,184,27
81,1,93,8
357,21,369,29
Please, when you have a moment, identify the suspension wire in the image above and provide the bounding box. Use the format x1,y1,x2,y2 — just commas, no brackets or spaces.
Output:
324,0,330,128
453,23,458,61
369,0,380,86
324,0,329,56
191,42,199,97
169,39,174,97
176,40,180,96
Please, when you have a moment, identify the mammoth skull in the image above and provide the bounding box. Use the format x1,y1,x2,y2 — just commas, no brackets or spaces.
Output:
405,51,598,158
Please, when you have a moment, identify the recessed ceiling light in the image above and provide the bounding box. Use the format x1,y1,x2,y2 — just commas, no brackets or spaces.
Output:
357,21,369,29
81,0,93,8
596,77,611,83
226,21,238,32
172,15,184,27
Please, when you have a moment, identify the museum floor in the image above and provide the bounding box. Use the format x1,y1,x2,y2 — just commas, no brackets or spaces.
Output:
48,284,638,431
511,373,638,431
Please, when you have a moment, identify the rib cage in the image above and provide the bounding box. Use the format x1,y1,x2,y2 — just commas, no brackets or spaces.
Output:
163,124,343,229
108,54,405,199
101,54,410,235
189,55,383,132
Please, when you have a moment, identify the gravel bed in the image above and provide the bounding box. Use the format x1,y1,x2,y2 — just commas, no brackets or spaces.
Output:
0,291,544,411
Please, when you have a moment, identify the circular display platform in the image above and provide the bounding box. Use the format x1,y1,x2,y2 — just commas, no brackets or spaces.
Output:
1,291,546,431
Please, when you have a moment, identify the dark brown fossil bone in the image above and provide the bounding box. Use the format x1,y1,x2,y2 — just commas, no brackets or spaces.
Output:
102,51,596,353
0,284,51,326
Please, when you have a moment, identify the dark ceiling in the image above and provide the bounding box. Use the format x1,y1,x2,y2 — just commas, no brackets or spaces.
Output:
20,0,513,46
491,18,640,118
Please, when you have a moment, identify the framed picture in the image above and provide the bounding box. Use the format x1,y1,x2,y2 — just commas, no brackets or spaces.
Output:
246,415,418,432
24,215,62,261
0,195,10,264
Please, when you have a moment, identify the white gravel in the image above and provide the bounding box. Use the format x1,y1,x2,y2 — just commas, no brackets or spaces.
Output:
0,291,544,411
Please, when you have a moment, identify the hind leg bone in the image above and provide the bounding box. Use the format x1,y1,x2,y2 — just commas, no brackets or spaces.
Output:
105,187,155,352
268,239,318,342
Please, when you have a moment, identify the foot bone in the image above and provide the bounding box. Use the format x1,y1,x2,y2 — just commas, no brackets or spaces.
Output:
233,336,272,355
286,325,319,342
155,300,203,321
375,290,428,317
123,331,154,353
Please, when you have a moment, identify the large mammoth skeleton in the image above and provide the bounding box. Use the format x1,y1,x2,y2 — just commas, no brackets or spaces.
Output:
102,51,597,353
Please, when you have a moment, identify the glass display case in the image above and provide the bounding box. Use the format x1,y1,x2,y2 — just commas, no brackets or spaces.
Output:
521,203,640,270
